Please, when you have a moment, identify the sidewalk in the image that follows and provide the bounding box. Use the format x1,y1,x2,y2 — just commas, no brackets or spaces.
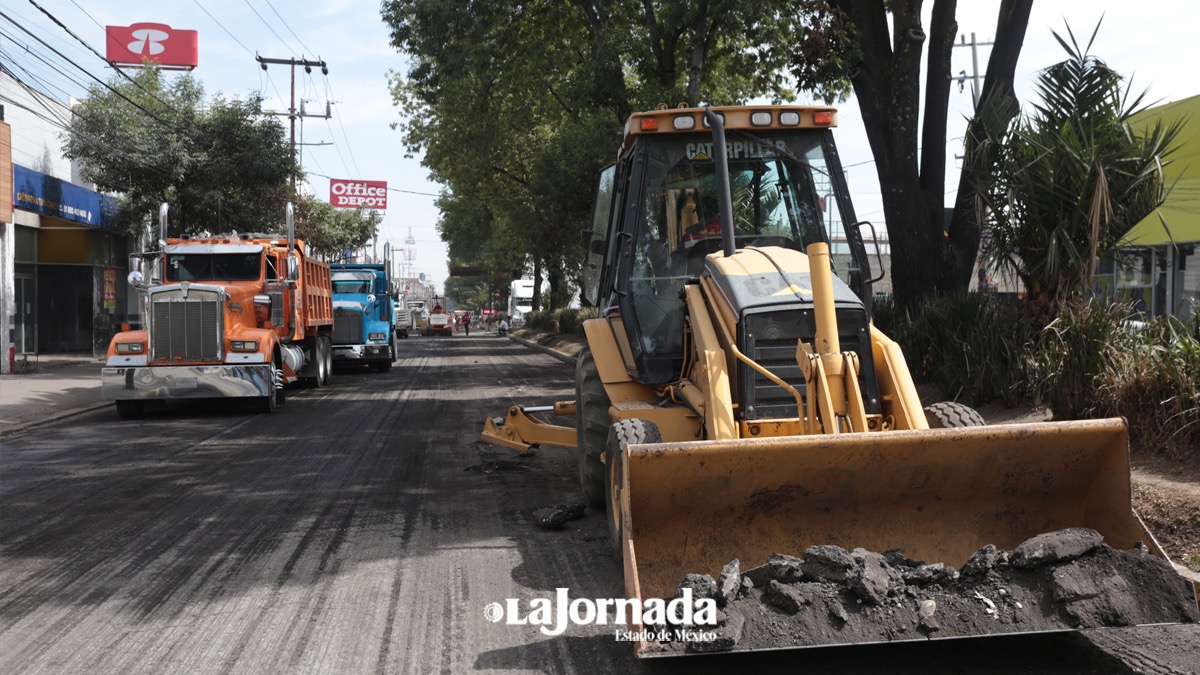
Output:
0,354,108,437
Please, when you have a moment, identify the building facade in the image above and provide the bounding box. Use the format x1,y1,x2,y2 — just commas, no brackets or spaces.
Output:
1,73,133,372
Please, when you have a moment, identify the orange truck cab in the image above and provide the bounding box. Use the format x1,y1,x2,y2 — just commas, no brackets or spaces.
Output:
101,203,333,417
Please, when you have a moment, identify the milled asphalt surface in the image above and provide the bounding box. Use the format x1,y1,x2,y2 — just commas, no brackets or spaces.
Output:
0,333,568,438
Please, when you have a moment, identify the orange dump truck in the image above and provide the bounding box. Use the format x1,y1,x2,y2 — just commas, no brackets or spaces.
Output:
102,203,334,417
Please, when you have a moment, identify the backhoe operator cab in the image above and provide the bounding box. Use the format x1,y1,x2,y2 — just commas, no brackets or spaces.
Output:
583,106,876,385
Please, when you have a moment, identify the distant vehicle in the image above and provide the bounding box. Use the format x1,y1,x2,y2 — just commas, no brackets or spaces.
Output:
425,300,453,337
394,299,417,338
508,279,535,325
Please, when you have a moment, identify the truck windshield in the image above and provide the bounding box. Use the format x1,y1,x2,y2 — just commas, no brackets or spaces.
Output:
165,253,262,282
333,280,373,294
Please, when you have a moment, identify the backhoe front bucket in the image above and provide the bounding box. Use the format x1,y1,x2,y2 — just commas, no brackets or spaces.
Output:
617,418,1196,656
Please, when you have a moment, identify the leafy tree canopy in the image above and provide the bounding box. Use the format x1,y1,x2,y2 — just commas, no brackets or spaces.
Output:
381,0,805,309
63,66,300,238
293,195,382,260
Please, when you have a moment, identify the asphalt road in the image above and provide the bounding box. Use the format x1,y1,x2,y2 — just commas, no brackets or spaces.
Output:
1,334,1196,674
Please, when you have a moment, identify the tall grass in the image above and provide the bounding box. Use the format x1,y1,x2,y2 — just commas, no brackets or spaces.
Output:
878,292,1199,455
1028,300,1140,420
1092,316,1200,456
873,293,1032,406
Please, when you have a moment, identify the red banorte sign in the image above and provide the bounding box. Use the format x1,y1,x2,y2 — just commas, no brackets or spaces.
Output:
330,179,388,209
106,23,198,70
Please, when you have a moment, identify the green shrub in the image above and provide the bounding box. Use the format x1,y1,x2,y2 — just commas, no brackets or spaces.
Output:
555,308,581,335
1029,299,1138,420
523,310,556,331
873,293,1032,406
1093,316,1200,455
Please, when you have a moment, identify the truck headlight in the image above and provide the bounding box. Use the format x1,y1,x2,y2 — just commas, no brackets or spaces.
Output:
368,332,387,342
231,340,259,352
115,342,144,354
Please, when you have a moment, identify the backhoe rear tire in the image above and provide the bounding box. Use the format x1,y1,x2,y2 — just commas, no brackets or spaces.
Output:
924,401,986,428
605,418,662,558
575,348,609,510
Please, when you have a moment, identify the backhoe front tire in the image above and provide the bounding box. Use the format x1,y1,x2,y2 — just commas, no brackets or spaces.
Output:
924,401,986,428
605,418,662,558
576,348,610,510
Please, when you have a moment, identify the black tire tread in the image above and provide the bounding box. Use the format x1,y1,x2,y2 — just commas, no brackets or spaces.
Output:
924,401,986,428
605,418,662,556
575,348,610,510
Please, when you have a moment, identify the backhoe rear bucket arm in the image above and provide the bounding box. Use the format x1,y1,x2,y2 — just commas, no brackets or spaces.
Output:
480,402,577,453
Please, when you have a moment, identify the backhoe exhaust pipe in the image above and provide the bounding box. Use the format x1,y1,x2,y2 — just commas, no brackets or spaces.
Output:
704,108,736,258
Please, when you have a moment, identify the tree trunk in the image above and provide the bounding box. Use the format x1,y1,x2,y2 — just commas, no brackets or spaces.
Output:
939,0,1033,294
837,0,932,312
685,0,711,105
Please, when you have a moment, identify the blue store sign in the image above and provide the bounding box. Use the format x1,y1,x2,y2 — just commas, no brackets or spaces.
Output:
12,165,117,231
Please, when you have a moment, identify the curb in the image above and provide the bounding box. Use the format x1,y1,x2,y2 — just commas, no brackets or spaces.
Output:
0,401,113,439
508,333,577,366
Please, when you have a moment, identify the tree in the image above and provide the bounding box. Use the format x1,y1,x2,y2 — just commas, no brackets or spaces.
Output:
789,0,1034,311
979,25,1180,309
292,195,381,260
381,0,803,309
63,66,299,236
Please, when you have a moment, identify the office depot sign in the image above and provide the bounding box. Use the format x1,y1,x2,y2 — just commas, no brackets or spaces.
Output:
330,179,388,209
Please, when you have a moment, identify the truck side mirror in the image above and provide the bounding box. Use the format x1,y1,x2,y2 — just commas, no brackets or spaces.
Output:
288,252,299,281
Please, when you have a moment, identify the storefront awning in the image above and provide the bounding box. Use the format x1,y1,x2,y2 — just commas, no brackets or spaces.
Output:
12,164,118,231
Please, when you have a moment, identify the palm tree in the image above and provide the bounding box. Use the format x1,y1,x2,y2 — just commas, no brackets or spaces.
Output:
462,283,493,311
979,23,1180,311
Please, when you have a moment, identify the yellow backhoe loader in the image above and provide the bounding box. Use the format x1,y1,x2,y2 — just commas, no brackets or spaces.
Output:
481,105,1197,656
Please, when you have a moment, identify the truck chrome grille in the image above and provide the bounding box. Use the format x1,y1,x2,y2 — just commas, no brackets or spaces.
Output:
333,308,363,345
149,289,222,362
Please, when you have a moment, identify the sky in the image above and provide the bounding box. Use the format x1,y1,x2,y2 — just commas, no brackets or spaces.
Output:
3,1,1197,294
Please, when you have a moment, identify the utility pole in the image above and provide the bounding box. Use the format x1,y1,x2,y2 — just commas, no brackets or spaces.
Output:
256,55,330,193
951,33,994,108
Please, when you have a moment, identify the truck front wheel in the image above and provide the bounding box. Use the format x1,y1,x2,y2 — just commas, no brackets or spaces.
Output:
256,361,281,413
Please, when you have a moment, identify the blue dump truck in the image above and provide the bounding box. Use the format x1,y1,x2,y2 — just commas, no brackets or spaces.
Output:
330,263,396,372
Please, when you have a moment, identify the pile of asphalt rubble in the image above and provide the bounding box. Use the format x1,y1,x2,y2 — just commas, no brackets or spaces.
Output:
642,528,1199,654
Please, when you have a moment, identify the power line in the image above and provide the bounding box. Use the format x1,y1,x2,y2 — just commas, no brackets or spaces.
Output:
65,0,102,30
25,0,184,117
0,10,175,128
307,172,440,197
322,77,361,177
190,0,256,57
242,0,295,56
0,29,93,96
1,64,172,182
263,0,316,56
